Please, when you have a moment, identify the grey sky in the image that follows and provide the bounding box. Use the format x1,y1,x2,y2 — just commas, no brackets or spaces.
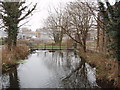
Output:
20,0,116,31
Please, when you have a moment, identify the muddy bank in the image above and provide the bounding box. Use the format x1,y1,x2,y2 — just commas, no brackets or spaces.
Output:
96,79,115,88
2,64,18,74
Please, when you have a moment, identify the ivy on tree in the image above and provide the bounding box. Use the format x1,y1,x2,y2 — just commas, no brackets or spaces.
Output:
0,1,36,49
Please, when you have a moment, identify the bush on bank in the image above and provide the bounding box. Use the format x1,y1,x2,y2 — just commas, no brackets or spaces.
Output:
78,50,119,88
2,44,30,73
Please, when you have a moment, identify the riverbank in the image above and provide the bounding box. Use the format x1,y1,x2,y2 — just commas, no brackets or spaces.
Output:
1,44,30,73
78,50,119,88
2,50,98,88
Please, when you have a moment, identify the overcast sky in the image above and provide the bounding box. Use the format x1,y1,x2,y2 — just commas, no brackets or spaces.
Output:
20,0,116,31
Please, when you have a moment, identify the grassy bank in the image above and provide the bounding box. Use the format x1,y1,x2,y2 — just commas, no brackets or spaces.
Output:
78,50,119,88
37,45,67,49
1,44,30,73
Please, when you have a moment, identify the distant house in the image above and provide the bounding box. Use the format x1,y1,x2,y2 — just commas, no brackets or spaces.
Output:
18,28,37,40
36,28,51,41
35,29,41,39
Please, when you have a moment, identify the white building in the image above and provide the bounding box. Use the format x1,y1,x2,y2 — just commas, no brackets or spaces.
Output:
36,28,51,41
18,28,37,39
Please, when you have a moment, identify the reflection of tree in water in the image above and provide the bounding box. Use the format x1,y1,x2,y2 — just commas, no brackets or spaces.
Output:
7,67,20,89
62,58,91,88
51,51,73,69
43,50,92,88
64,51,72,71
51,50,90,88
74,51,77,58
51,51,64,66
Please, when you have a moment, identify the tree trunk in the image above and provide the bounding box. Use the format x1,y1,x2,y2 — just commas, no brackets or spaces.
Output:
13,32,18,46
83,42,86,52
97,19,100,51
83,37,87,52
7,31,12,50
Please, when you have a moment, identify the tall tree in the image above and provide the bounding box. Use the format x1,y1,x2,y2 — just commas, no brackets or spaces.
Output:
44,7,65,44
64,1,94,52
98,0,120,87
0,0,36,49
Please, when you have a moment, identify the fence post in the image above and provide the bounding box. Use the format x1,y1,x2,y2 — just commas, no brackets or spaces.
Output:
44,43,46,50
52,43,53,50
60,42,61,50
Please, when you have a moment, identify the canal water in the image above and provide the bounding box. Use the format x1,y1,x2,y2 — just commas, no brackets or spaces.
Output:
2,50,98,88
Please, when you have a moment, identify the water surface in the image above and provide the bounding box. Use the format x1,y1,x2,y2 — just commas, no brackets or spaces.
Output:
2,50,98,88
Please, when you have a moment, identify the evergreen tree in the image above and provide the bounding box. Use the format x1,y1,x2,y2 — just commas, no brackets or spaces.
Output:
98,1,120,64
0,0,36,49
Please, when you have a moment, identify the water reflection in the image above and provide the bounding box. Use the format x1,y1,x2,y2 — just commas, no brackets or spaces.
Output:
2,67,19,89
62,60,90,88
2,50,97,89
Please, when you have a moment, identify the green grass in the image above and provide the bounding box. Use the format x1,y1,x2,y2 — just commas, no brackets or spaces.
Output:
16,60,28,64
37,45,67,49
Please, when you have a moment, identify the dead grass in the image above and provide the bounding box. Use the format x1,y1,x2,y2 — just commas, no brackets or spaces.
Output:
62,39,73,48
79,50,118,87
18,39,44,46
2,44,30,65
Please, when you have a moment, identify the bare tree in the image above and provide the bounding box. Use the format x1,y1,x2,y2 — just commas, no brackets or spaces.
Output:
63,1,94,52
44,1,95,52
0,4,2,29
44,6,65,44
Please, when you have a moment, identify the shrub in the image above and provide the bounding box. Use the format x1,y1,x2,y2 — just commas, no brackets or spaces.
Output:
2,44,30,65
